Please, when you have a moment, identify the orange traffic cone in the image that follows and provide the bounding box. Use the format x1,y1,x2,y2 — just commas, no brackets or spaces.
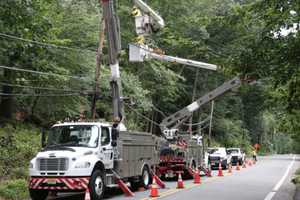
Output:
236,161,240,171
248,159,252,166
217,161,223,177
206,163,212,177
150,177,159,197
177,173,184,189
194,168,201,184
228,163,232,173
84,187,91,200
242,161,247,168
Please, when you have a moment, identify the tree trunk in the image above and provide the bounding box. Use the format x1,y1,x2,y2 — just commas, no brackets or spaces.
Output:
0,69,14,121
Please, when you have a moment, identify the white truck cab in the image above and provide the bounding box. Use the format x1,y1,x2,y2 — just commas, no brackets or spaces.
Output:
207,147,232,169
227,148,245,165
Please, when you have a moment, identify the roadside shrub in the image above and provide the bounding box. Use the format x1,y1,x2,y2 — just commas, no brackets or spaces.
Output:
0,124,41,179
0,179,28,200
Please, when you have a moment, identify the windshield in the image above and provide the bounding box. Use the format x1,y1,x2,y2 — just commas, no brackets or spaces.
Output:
227,149,239,154
47,125,99,148
208,148,220,154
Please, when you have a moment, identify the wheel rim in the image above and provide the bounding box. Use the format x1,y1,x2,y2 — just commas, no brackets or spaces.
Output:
94,176,104,196
143,170,149,186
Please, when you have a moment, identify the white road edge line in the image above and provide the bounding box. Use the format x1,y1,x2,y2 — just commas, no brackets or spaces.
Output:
263,155,296,200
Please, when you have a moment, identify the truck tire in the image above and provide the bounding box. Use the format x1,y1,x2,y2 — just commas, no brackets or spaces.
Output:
89,170,106,200
222,160,228,169
29,189,48,200
141,166,151,188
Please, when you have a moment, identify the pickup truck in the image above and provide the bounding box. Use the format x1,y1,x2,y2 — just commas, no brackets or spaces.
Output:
207,147,231,169
227,148,245,165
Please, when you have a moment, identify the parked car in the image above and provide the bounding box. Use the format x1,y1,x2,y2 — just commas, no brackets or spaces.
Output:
227,148,245,165
208,147,232,169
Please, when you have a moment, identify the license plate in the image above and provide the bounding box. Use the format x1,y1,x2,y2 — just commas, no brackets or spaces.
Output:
46,179,57,185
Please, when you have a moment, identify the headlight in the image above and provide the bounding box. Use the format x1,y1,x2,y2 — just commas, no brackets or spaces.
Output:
29,162,34,169
75,162,91,168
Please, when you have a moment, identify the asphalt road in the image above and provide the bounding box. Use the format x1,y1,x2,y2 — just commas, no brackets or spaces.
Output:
50,154,299,200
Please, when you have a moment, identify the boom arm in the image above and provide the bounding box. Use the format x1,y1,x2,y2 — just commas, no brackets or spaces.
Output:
160,76,243,135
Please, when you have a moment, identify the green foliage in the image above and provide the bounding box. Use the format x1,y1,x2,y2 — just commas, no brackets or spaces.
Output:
0,179,28,200
0,124,40,178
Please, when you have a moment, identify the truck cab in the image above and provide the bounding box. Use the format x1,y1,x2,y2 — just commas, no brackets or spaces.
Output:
227,148,245,165
208,147,231,169
29,122,114,200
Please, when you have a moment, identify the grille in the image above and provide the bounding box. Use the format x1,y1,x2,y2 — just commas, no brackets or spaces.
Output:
209,156,220,161
231,156,238,161
38,158,68,171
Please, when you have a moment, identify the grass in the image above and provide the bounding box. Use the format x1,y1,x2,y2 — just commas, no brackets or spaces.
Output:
291,168,300,185
0,179,29,200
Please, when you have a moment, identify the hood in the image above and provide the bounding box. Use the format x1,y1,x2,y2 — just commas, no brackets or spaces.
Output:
36,147,96,159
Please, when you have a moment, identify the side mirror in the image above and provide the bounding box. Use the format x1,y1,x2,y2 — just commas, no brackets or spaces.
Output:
41,129,47,148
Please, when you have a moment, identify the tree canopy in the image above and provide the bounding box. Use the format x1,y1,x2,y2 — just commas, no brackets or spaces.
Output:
0,0,299,153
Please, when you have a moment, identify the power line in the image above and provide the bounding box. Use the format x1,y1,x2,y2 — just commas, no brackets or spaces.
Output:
0,65,93,81
0,92,85,97
0,33,96,53
183,116,210,126
0,82,93,93
125,103,161,127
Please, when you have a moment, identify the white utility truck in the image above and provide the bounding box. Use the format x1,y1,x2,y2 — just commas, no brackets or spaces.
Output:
29,121,160,200
227,148,245,165
208,147,232,169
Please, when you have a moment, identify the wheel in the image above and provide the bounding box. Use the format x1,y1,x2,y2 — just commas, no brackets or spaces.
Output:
29,189,48,200
131,166,152,190
222,160,228,169
141,166,151,188
89,170,106,200
239,160,243,165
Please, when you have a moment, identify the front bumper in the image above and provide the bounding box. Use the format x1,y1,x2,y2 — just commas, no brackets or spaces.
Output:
29,177,90,191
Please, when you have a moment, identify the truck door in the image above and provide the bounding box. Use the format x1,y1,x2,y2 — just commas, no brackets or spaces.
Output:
100,126,114,169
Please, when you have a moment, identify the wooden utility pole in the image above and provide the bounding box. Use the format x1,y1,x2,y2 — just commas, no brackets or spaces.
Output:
91,15,106,119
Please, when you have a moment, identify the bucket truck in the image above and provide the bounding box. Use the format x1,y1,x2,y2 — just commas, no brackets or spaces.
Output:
156,76,246,178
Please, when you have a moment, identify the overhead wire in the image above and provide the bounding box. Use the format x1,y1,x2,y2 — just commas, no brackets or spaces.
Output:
0,33,96,53
0,92,85,97
124,103,161,127
0,82,94,93
0,65,94,82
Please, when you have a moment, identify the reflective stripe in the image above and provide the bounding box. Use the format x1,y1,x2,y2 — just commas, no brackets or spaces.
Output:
29,177,90,190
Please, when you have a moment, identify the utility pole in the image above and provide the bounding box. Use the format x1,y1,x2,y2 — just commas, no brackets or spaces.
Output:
208,100,214,147
189,69,199,137
102,0,124,128
91,15,105,119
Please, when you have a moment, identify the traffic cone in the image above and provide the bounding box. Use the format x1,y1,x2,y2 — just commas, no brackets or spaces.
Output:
217,161,223,177
236,161,240,171
194,168,201,184
206,163,212,177
249,159,252,166
228,163,232,173
177,173,184,189
242,161,247,168
84,187,91,200
149,177,159,197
